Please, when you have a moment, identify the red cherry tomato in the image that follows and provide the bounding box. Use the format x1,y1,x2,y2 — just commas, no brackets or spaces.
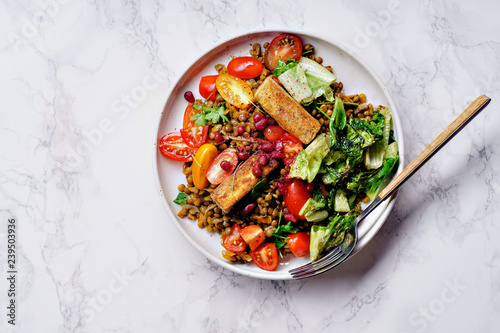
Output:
264,33,303,70
287,232,310,257
280,133,303,165
222,224,246,253
181,104,209,148
182,103,198,128
283,179,311,220
263,125,286,142
239,225,265,252
158,132,196,162
180,126,209,149
250,243,279,271
206,150,238,185
227,56,264,79
199,75,218,101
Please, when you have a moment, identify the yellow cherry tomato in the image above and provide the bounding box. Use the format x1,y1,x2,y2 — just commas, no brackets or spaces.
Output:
215,74,254,108
192,143,218,189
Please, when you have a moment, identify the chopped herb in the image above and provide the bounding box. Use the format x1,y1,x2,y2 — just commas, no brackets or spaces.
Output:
271,212,299,249
272,58,299,77
312,185,326,206
315,105,331,119
250,178,268,200
274,221,299,237
192,154,202,167
273,239,287,249
317,101,359,107
230,161,242,198
173,192,187,205
344,101,359,106
191,102,228,126
302,49,313,56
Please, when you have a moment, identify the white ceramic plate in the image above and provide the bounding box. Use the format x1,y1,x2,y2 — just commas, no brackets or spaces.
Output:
153,29,404,280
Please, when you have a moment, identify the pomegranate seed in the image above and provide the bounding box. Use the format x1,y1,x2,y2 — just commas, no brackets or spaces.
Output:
258,154,269,166
237,126,245,134
243,203,256,215
238,151,250,160
253,113,265,122
220,160,231,172
306,183,314,192
184,91,195,103
255,118,268,131
214,131,223,143
266,117,276,125
252,163,262,177
270,150,284,159
275,140,284,152
284,212,297,222
277,183,287,196
260,141,274,152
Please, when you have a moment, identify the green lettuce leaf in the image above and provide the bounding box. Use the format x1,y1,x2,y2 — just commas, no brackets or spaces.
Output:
298,57,337,102
277,63,312,104
364,107,392,170
289,133,331,182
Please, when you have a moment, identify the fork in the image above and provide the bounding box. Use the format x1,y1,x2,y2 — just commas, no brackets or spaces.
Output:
289,95,491,279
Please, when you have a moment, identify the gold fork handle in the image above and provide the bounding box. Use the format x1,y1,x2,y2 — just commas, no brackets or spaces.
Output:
378,95,491,200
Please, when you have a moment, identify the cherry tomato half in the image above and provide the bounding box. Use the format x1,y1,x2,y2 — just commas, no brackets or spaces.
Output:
283,179,311,220
263,125,286,142
199,75,218,101
227,56,264,79
239,225,265,252
192,143,218,189
264,33,303,70
206,150,238,185
222,224,247,253
287,232,310,257
250,243,279,271
158,132,196,162
181,104,209,148
280,133,303,165
215,74,254,109
182,103,198,128
180,126,209,149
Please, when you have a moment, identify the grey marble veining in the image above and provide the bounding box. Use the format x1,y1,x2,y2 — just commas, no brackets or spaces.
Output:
1,0,500,332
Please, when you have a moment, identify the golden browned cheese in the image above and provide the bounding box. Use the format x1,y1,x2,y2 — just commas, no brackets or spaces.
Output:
211,151,278,212
254,76,321,144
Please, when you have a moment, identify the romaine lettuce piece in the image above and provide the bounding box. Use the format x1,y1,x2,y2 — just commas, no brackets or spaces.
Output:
357,128,375,148
289,133,331,182
305,210,328,222
323,150,346,166
334,189,350,213
365,141,399,200
278,63,312,104
322,162,350,185
365,107,392,170
298,57,337,102
299,197,325,216
298,185,327,219
309,217,338,261
333,96,346,130
350,111,385,139
309,211,359,261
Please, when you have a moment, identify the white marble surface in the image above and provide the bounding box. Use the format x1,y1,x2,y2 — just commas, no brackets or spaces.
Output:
1,0,499,332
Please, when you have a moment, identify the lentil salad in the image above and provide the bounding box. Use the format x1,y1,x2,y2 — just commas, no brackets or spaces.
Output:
158,32,400,271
